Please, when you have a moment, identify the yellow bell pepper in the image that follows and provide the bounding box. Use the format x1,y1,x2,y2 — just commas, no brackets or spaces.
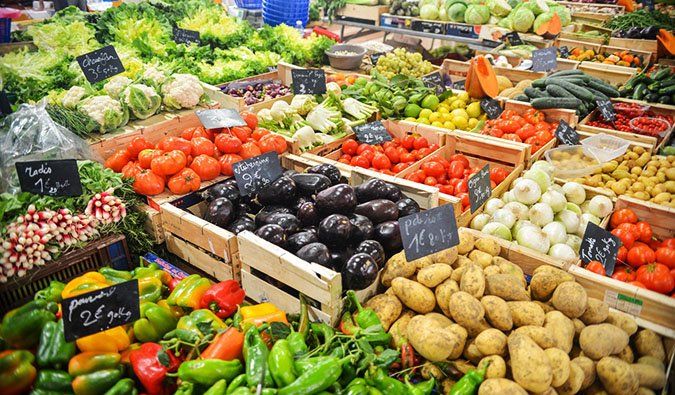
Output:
240,303,278,320
157,299,184,320
75,325,132,353
62,272,111,299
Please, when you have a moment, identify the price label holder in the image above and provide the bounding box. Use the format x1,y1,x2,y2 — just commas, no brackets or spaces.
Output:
532,47,558,72
453,80,465,90
62,279,141,342
503,31,523,46
172,27,200,46
558,46,571,59
196,108,247,129
232,151,284,196
15,159,83,197
554,119,580,146
369,52,386,65
291,69,326,95
480,97,503,120
595,99,617,122
268,65,278,72
467,164,492,214
422,71,445,95
76,45,125,84
353,120,393,145
0,91,11,115
580,222,621,276
400,205,460,261
643,0,654,11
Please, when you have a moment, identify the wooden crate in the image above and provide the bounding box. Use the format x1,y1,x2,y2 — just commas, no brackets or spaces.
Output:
137,204,164,244
213,70,293,111
600,45,653,69
609,37,659,57
577,62,637,86
336,4,390,25
494,67,546,85
555,37,603,51
559,24,613,45
554,58,580,72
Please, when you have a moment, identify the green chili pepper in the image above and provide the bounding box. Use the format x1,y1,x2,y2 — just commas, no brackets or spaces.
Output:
367,387,383,395
203,379,227,395
448,360,489,395
361,332,391,347
365,365,407,394
406,377,435,395
278,356,350,395
104,378,137,395
347,378,367,388
178,359,243,387
338,361,357,389
244,325,274,388
269,339,296,388
294,356,335,375
297,294,309,339
174,382,194,395
99,267,132,284
228,388,250,395
344,385,369,395
226,374,247,394
310,323,335,353
286,332,308,358
163,328,201,344
32,369,73,393
347,291,381,329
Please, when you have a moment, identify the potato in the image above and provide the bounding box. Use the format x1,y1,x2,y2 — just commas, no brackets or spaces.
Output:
544,311,575,353
572,356,595,391
605,311,637,336
435,278,459,317
531,388,557,395
508,301,545,327
596,357,639,395
461,264,486,298
474,238,500,256
388,310,415,349
475,328,507,356
483,265,502,277
458,230,475,254
530,267,574,301
463,338,485,365
420,363,444,381
451,265,469,283
424,312,452,328
478,378,528,395
449,291,485,328
391,277,435,313
633,329,666,361
478,355,506,379
545,348,570,387
417,263,453,288
533,301,554,314
637,356,665,371
486,274,529,301
579,297,609,325
454,255,474,268
632,363,666,389
481,295,513,331
584,381,609,395
551,282,588,318
514,326,557,349
452,359,476,374
579,323,629,360
555,360,584,395
406,315,462,361
427,246,458,265
507,332,553,393
363,294,402,331
572,318,585,339
493,257,527,287
637,388,656,395
446,324,468,359
465,318,493,338
441,379,457,394
617,345,634,363
381,251,417,287
469,250,493,268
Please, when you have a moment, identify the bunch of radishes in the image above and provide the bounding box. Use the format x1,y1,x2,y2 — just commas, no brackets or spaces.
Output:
0,189,126,282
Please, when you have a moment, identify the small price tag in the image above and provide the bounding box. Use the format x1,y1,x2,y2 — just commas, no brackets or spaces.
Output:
604,290,643,316
503,31,523,46
468,164,492,214
76,45,125,84
369,52,386,65
232,151,284,196
480,97,503,120
268,65,278,72
399,205,460,261
291,69,326,95
172,27,200,46
453,80,465,90
0,91,11,115
532,47,558,72
422,72,445,95
558,46,571,59
62,280,141,342
580,222,621,276
15,159,82,197
643,0,654,11
554,119,580,146
196,109,247,130
352,120,393,145
595,99,617,122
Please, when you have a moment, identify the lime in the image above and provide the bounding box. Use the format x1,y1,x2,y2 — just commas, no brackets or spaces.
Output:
421,95,439,111
418,109,433,120
404,103,422,118
452,116,468,130
466,102,482,118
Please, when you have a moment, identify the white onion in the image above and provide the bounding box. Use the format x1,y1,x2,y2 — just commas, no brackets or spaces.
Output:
548,243,577,262
504,202,530,221
539,189,567,213
566,202,582,214
562,182,586,205
470,214,490,231
548,184,564,195
502,191,515,203
513,179,542,205
543,222,568,245
555,209,580,234
531,160,555,179
524,169,552,193
529,203,554,228
579,200,591,214
481,222,512,241
512,220,536,239
566,234,582,253
484,198,505,216
516,226,550,254
577,213,601,238
511,177,523,187
588,195,613,218
490,208,516,229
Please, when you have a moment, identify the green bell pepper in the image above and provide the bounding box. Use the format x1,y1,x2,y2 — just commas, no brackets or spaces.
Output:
34,281,66,303
37,320,77,370
0,300,57,348
133,301,178,343
31,370,73,395
0,350,37,395
103,378,137,395
167,275,210,310
176,309,227,339
98,268,132,284
178,359,243,387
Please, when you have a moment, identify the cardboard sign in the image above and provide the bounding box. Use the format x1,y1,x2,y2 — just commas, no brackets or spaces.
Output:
0,91,11,115
76,45,125,84
62,280,140,342
172,27,200,46
580,222,621,276
532,47,558,72
554,119,580,146
411,20,445,35
232,151,284,196
558,46,571,59
291,69,326,95
480,97,503,120
400,205,460,261
453,80,465,90
422,72,445,95
369,52,386,65
15,159,82,197
595,99,617,122
468,164,492,214
352,120,393,145
503,31,523,46
196,108,247,129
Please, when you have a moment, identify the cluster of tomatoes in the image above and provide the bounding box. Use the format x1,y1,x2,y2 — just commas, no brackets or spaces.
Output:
588,104,673,137
337,135,441,174
104,111,287,196
479,108,556,154
585,208,675,296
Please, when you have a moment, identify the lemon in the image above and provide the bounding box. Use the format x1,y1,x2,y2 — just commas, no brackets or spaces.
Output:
428,112,442,123
431,121,444,128
445,96,458,104
451,109,469,119
466,102,482,118
442,113,453,122
405,117,418,122
468,118,478,129
417,117,431,125
457,91,470,102
443,121,456,130
478,113,488,121
450,100,466,110
437,106,449,114
452,116,468,130
418,109,433,120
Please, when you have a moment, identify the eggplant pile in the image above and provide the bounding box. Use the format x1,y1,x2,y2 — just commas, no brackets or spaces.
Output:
201,164,421,291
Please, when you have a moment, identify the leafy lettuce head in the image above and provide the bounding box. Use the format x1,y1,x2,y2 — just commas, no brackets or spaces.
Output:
464,4,490,24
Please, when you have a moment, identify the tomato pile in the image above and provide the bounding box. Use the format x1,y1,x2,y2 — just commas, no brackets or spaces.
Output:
479,108,556,154
104,111,286,196
585,208,675,296
337,135,441,175
587,103,674,137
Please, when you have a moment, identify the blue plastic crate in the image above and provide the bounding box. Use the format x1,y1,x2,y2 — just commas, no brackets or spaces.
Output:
0,18,10,44
235,0,262,9
108,239,130,270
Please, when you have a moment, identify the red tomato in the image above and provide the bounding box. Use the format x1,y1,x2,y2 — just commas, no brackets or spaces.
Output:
342,139,358,155
612,227,637,250
525,136,546,153
400,152,415,163
259,134,287,154
384,147,400,163
456,179,468,194
656,247,675,269
151,150,187,176
617,245,628,265
511,115,527,127
439,185,454,195
615,223,641,242
133,170,166,196
497,119,519,134
190,154,221,181
382,141,396,150
158,136,192,157
230,127,251,142
218,154,243,176
404,173,422,183
586,261,606,276
524,108,545,124
372,152,391,170
190,137,216,157
215,134,242,154
251,128,271,141
628,281,647,289
416,148,432,160
457,193,470,209
448,161,465,179
105,149,132,173
501,110,518,120
534,129,553,142
502,133,522,143
610,208,638,228
636,263,675,294
516,124,536,141
662,238,675,249
168,168,201,195
421,161,445,178
239,111,258,130
392,163,409,173
121,162,142,179
612,271,632,282
361,150,375,163
126,136,155,158
485,128,504,138
350,156,370,168
193,128,215,141
339,154,352,162
535,121,551,131
239,142,262,159
182,126,205,141
413,137,429,150
449,155,469,168
401,135,415,150
490,168,508,184
626,245,656,268
635,221,653,243
428,143,440,152
357,144,374,156
423,176,437,186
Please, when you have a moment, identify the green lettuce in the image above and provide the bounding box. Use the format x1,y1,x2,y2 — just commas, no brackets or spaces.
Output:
465,4,490,24
513,7,535,32
486,0,511,17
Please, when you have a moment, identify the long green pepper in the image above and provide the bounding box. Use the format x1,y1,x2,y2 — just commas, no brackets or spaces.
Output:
448,360,489,395
269,339,296,387
226,374,247,394
244,325,274,388
278,356,350,395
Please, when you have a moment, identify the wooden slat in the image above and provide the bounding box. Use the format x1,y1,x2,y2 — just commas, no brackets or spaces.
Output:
578,63,637,86
554,38,603,52
614,196,675,241
138,204,164,244
165,233,235,282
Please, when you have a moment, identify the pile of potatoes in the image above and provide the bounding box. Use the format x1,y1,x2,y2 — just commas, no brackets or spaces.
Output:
363,229,670,395
575,146,675,207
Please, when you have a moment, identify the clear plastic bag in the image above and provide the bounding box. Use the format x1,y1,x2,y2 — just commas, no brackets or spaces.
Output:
0,100,96,193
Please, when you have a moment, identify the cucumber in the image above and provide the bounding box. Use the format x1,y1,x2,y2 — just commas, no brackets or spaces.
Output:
633,83,649,101
531,97,583,110
587,80,620,98
545,79,594,102
513,94,530,102
585,87,609,102
658,95,672,105
645,93,660,103
524,87,547,99
652,68,672,81
659,84,675,95
549,70,585,77
532,79,547,89
649,80,675,90
550,74,591,83
557,78,587,85
546,84,576,99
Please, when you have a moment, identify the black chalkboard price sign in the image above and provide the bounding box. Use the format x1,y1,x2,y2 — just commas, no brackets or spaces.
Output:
532,47,558,72
554,119,580,146
453,80,465,90
595,99,617,122
422,72,445,95
353,120,393,145
369,52,386,65
232,151,284,196
558,46,571,59
468,164,492,214
291,69,327,95
400,205,460,261
62,279,141,342
172,27,200,46
580,222,621,276
0,91,11,115
15,159,83,197
643,0,654,11
503,31,523,46
76,45,125,84
196,108,247,129
480,97,503,120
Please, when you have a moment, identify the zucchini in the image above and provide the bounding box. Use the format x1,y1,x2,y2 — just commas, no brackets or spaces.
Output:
585,87,609,102
648,80,675,91
513,94,530,102
531,97,582,110
546,84,576,99
550,74,591,83
652,68,671,81
532,79,547,89
524,87,547,99
658,95,672,105
587,80,620,98
645,93,660,103
633,83,649,101
549,70,585,77
545,79,594,102
556,78,586,85
659,84,675,95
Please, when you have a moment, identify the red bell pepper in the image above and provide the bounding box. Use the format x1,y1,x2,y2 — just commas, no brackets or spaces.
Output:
129,343,180,395
200,280,245,319
168,278,182,292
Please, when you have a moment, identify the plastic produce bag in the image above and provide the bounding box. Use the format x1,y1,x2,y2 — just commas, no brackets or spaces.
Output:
0,100,95,193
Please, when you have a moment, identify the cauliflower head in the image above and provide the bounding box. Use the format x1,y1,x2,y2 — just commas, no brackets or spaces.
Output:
104,76,132,99
123,84,161,120
160,73,207,110
62,86,87,109
78,95,129,133
143,66,167,86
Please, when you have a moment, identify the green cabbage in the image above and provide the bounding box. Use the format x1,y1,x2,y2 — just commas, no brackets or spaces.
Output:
448,2,467,22
440,7,449,20
527,0,549,16
486,0,511,17
420,4,440,19
464,4,490,24
497,16,513,29
507,0,522,8
512,7,535,32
